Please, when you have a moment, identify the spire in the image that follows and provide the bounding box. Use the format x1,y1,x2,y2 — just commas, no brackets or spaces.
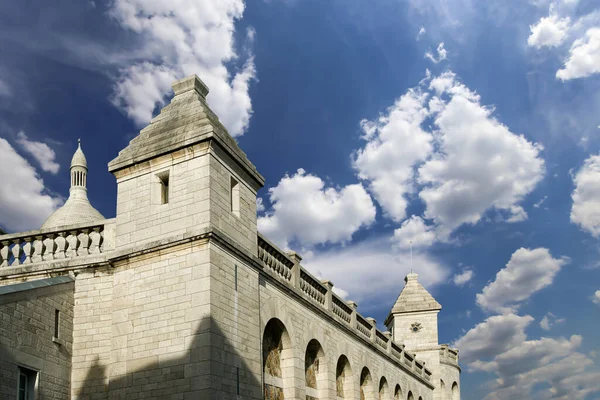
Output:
41,140,104,229
390,272,441,314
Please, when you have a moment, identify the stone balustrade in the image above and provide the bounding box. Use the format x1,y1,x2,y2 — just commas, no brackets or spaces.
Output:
0,220,114,269
439,344,460,367
256,232,431,382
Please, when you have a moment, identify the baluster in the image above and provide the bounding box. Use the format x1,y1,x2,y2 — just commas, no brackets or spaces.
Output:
66,230,79,258
99,228,104,252
22,237,32,264
32,235,45,262
0,240,9,267
78,229,90,256
55,232,66,259
89,228,101,254
43,234,56,261
11,239,22,266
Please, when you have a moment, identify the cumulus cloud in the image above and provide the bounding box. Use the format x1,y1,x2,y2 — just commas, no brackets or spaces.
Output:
0,138,62,232
571,154,600,237
257,168,376,249
476,248,568,314
303,236,448,305
453,269,474,286
425,42,448,63
557,28,600,80
417,26,426,40
455,312,600,399
15,131,60,174
540,312,565,330
392,215,436,250
528,13,571,48
109,0,255,136
593,290,600,305
354,70,544,242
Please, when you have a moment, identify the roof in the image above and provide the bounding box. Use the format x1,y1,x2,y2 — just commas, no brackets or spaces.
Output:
389,272,441,314
71,139,87,168
107,74,264,188
41,193,105,229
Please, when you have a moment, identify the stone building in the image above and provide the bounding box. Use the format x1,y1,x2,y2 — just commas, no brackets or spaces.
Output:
0,75,460,400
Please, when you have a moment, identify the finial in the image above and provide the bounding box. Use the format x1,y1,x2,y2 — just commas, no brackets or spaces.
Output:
78,138,81,148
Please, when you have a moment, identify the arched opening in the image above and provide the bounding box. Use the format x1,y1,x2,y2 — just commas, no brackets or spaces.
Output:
360,367,375,400
379,377,389,400
452,382,459,400
394,384,402,399
263,318,292,400
407,391,414,400
336,355,353,399
440,380,446,400
305,339,326,399
418,397,423,400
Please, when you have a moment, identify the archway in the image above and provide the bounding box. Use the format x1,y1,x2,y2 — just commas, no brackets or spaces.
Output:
263,318,293,400
336,355,353,398
379,377,389,400
394,384,402,399
452,382,459,400
407,391,414,400
305,339,326,399
360,367,375,400
440,380,446,400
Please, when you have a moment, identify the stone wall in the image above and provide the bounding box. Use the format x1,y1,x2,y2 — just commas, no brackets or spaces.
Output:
0,278,74,400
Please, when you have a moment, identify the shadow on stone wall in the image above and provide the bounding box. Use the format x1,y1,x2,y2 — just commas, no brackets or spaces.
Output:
76,316,262,399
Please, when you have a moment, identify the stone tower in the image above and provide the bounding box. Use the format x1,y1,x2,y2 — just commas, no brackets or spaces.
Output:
385,272,461,400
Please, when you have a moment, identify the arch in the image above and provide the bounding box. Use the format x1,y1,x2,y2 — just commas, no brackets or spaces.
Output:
440,380,446,400
452,382,459,400
305,339,327,399
394,384,402,399
378,377,389,400
360,367,376,400
407,391,414,400
263,318,293,400
336,355,353,398
418,397,423,400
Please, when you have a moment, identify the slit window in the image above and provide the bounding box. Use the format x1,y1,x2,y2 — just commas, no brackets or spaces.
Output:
157,171,170,204
54,309,60,339
18,367,37,400
230,176,240,217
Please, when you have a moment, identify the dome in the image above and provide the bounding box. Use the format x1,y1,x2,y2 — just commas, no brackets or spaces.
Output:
41,195,105,230
40,140,104,230
71,139,87,168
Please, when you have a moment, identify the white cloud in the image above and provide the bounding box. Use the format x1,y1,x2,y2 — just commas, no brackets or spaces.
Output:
256,197,265,213
453,269,474,286
425,42,448,63
392,215,436,250
109,0,255,136
257,168,376,249
528,13,571,49
453,314,534,364
303,236,448,305
593,290,600,305
557,28,600,80
418,72,545,238
533,195,548,208
476,248,568,314
540,312,565,330
353,88,433,222
455,312,600,399
0,138,62,232
15,131,60,174
354,70,544,242
571,154,600,237
417,26,426,40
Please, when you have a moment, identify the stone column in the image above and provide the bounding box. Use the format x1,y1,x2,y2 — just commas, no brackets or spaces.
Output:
321,280,333,311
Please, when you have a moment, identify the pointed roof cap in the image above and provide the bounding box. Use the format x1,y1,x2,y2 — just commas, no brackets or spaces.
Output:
390,272,441,314
71,139,87,168
107,74,264,188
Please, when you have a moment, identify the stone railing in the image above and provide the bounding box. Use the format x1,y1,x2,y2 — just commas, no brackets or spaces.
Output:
0,220,115,269
256,232,432,382
439,344,460,368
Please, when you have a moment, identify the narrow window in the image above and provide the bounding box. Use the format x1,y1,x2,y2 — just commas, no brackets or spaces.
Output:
234,264,238,292
236,367,240,395
18,367,37,400
157,171,169,204
230,176,240,217
54,309,60,339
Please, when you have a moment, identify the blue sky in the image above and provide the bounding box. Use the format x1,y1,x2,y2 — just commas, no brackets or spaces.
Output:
1,0,600,398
